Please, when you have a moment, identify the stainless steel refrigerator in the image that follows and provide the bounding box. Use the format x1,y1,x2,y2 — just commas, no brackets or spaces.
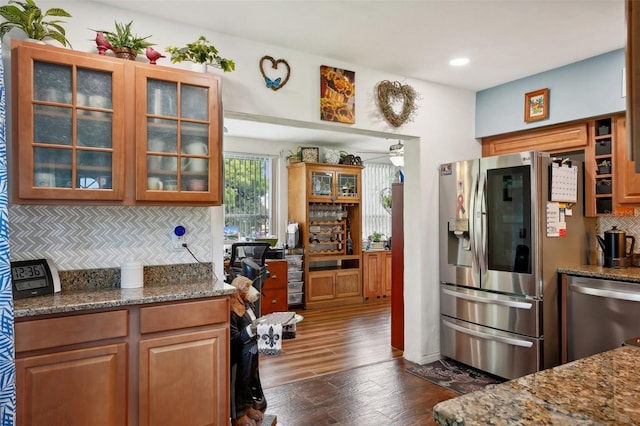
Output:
438,151,596,379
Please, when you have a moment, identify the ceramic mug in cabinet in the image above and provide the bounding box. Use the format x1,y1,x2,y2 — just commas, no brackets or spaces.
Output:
147,177,163,190
188,179,205,191
185,158,208,172
185,142,208,155
34,172,55,187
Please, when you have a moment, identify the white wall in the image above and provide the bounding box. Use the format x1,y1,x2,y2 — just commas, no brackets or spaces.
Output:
4,1,480,364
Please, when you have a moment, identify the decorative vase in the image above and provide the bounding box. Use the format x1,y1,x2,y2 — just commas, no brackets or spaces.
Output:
324,149,340,164
113,48,137,61
190,63,207,73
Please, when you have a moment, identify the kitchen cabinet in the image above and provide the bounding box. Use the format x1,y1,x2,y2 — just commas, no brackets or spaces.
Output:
481,122,588,157
582,113,640,215
306,269,361,303
288,162,363,309
584,116,615,216
262,259,289,314
627,0,640,172
362,250,392,301
138,299,229,426
15,310,129,426
11,39,222,206
15,297,230,426
614,115,640,204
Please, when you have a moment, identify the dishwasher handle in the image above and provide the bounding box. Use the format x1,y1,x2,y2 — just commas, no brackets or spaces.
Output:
569,282,640,302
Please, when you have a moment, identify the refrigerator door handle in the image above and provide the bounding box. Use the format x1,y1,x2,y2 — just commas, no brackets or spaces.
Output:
442,318,534,348
477,171,487,276
442,288,533,309
569,282,640,302
470,165,480,276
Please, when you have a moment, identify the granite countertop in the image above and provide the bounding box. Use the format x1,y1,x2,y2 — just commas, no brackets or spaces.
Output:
558,265,640,283
14,279,236,318
433,345,640,425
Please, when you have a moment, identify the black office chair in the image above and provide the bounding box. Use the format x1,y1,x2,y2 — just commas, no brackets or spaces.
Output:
227,242,271,316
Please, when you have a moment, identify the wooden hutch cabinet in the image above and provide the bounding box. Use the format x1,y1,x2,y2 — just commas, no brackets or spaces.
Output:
288,162,363,309
10,39,222,206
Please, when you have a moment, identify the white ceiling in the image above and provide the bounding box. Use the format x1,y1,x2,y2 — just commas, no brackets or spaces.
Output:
101,0,627,156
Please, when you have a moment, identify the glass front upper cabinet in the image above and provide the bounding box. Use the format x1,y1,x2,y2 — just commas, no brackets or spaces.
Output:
136,68,221,203
308,167,360,202
15,43,125,201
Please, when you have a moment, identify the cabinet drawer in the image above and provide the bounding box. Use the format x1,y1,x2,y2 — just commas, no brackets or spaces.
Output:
265,260,288,289
140,298,228,334
261,288,288,315
16,310,128,353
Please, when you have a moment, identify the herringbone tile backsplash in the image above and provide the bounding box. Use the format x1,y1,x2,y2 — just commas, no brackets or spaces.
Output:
599,216,640,253
8,205,213,271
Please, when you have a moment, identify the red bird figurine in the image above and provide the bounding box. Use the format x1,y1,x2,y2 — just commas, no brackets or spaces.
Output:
145,47,165,65
95,32,113,55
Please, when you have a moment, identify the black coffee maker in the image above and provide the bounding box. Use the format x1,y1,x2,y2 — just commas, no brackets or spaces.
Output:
597,226,635,268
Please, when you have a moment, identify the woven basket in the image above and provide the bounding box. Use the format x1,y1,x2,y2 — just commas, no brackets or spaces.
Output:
113,48,137,61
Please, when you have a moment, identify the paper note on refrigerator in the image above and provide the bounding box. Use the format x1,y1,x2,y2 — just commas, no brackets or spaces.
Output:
546,202,561,237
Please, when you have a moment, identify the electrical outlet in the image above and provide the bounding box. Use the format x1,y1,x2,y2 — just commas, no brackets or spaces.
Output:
171,225,187,251
171,234,185,251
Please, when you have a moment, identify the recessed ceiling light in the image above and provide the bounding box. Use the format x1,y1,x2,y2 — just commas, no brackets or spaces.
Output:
450,57,470,67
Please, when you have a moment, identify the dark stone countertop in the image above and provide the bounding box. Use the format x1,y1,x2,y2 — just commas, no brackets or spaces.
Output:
558,265,640,283
14,279,236,318
433,345,640,425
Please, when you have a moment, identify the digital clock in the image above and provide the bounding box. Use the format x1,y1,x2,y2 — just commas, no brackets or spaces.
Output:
10,258,61,299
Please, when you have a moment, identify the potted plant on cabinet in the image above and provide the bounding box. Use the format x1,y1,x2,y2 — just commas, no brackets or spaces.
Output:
597,159,612,175
96,20,153,60
0,0,72,47
165,36,236,72
369,232,386,250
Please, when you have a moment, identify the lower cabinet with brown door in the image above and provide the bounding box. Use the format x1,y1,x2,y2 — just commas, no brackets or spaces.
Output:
306,268,361,308
362,250,392,301
15,310,129,426
262,260,289,315
15,296,230,426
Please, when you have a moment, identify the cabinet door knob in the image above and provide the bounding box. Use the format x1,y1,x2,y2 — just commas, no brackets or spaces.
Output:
271,299,277,304
271,274,278,279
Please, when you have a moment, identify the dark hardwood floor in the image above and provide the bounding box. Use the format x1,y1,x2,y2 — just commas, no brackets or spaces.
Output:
259,301,457,425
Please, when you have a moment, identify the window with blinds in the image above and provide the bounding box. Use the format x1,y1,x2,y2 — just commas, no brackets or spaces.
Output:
361,163,396,242
223,154,273,239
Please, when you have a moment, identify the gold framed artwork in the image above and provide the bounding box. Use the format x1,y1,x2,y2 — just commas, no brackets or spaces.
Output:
320,65,355,124
524,88,549,122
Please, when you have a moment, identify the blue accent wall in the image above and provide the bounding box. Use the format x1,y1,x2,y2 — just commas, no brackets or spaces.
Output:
476,49,626,138
0,44,15,424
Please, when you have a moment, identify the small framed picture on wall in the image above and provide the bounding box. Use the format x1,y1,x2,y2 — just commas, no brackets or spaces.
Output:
524,88,549,122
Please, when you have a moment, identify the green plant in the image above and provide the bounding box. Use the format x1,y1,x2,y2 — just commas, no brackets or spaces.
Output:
97,20,153,53
285,147,302,163
0,0,72,47
166,36,235,72
370,232,385,242
381,194,392,210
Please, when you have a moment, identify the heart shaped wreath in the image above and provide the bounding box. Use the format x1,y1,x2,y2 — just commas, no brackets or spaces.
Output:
376,80,418,127
259,55,291,91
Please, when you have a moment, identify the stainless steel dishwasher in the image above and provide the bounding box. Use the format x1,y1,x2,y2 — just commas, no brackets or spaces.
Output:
566,275,640,361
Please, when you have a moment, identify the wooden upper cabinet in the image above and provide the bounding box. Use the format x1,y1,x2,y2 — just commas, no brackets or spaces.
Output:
627,0,640,172
614,114,640,204
482,122,588,157
11,40,222,206
12,40,127,202
134,66,222,204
